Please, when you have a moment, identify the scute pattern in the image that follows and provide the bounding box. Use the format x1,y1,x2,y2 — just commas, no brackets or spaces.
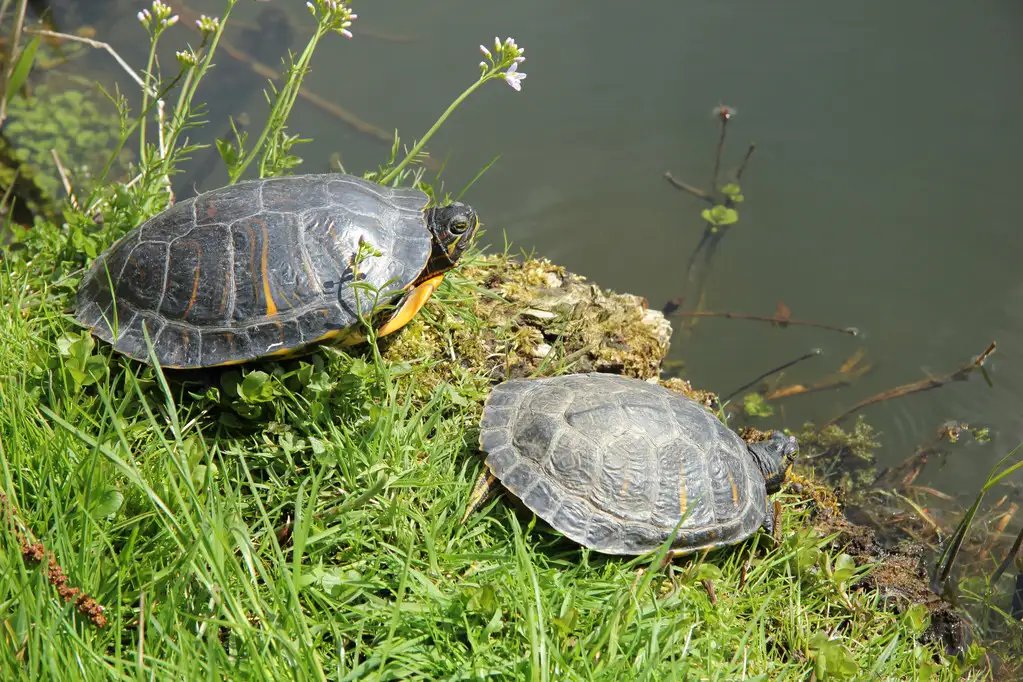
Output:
75,174,432,368
479,372,769,555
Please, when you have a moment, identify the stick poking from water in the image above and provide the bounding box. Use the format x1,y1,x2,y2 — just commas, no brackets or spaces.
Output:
872,421,970,490
663,172,712,202
766,348,873,400
663,308,861,337
722,348,822,404
825,341,997,427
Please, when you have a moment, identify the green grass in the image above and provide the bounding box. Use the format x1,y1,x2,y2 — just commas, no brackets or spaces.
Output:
0,252,985,681
0,1,993,679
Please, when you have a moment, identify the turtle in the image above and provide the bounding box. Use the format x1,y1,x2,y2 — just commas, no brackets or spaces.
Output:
464,372,798,556
74,173,479,369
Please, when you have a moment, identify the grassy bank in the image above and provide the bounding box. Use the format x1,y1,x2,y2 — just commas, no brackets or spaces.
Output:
0,1,990,679
0,245,984,680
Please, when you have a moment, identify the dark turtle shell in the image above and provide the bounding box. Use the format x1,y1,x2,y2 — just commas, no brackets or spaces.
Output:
479,372,774,555
75,174,434,368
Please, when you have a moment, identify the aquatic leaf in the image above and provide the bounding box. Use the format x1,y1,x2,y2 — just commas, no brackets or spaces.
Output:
701,205,739,227
743,393,774,418
721,183,744,203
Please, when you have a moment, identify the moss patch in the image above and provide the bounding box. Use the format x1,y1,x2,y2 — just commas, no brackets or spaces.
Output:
380,252,671,397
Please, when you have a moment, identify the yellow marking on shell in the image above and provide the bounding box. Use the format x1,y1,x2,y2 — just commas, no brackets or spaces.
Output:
727,469,739,506
619,478,630,496
182,243,202,320
376,274,446,338
260,222,277,317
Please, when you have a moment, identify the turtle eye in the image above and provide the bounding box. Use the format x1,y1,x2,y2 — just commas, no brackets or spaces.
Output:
451,218,470,235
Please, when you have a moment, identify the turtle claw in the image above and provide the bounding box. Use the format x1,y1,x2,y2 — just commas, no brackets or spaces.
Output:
461,467,501,522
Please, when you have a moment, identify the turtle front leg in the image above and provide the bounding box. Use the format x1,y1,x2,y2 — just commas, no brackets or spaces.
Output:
461,465,502,522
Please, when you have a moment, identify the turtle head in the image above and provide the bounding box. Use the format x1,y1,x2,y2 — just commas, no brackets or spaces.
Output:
423,201,479,276
747,431,798,494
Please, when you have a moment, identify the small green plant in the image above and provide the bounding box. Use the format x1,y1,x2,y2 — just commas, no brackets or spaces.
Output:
742,392,774,418
3,84,130,200
701,203,739,229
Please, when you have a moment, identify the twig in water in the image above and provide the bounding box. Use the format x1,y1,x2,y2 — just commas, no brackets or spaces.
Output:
710,104,734,191
978,503,1018,563
663,172,712,202
666,308,860,336
991,524,1023,585
722,348,822,404
872,421,969,490
735,143,756,182
766,348,873,400
662,104,750,335
826,341,997,427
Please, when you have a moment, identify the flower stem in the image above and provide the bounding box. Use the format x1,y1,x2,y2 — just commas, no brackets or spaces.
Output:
158,3,237,174
230,25,327,183
379,75,490,186
138,37,159,167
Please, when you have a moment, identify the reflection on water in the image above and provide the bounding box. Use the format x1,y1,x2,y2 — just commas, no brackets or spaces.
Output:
20,0,1023,494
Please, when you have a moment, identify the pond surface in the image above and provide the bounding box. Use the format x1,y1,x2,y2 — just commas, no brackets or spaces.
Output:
38,0,1023,496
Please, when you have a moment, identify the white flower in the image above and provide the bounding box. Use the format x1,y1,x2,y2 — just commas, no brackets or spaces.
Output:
479,44,491,58
175,49,198,67
195,14,220,36
137,9,151,28
502,62,526,91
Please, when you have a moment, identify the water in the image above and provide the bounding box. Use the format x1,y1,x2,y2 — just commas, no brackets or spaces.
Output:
30,0,1023,496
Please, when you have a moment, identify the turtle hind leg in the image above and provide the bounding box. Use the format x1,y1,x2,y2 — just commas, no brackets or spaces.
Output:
462,466,503,522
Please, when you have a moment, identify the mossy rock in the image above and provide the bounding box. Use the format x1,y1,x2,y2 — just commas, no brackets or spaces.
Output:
381,252,672,396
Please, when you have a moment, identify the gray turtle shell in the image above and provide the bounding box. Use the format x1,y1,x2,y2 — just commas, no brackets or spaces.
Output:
75,173,431,368
479,372,771,555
